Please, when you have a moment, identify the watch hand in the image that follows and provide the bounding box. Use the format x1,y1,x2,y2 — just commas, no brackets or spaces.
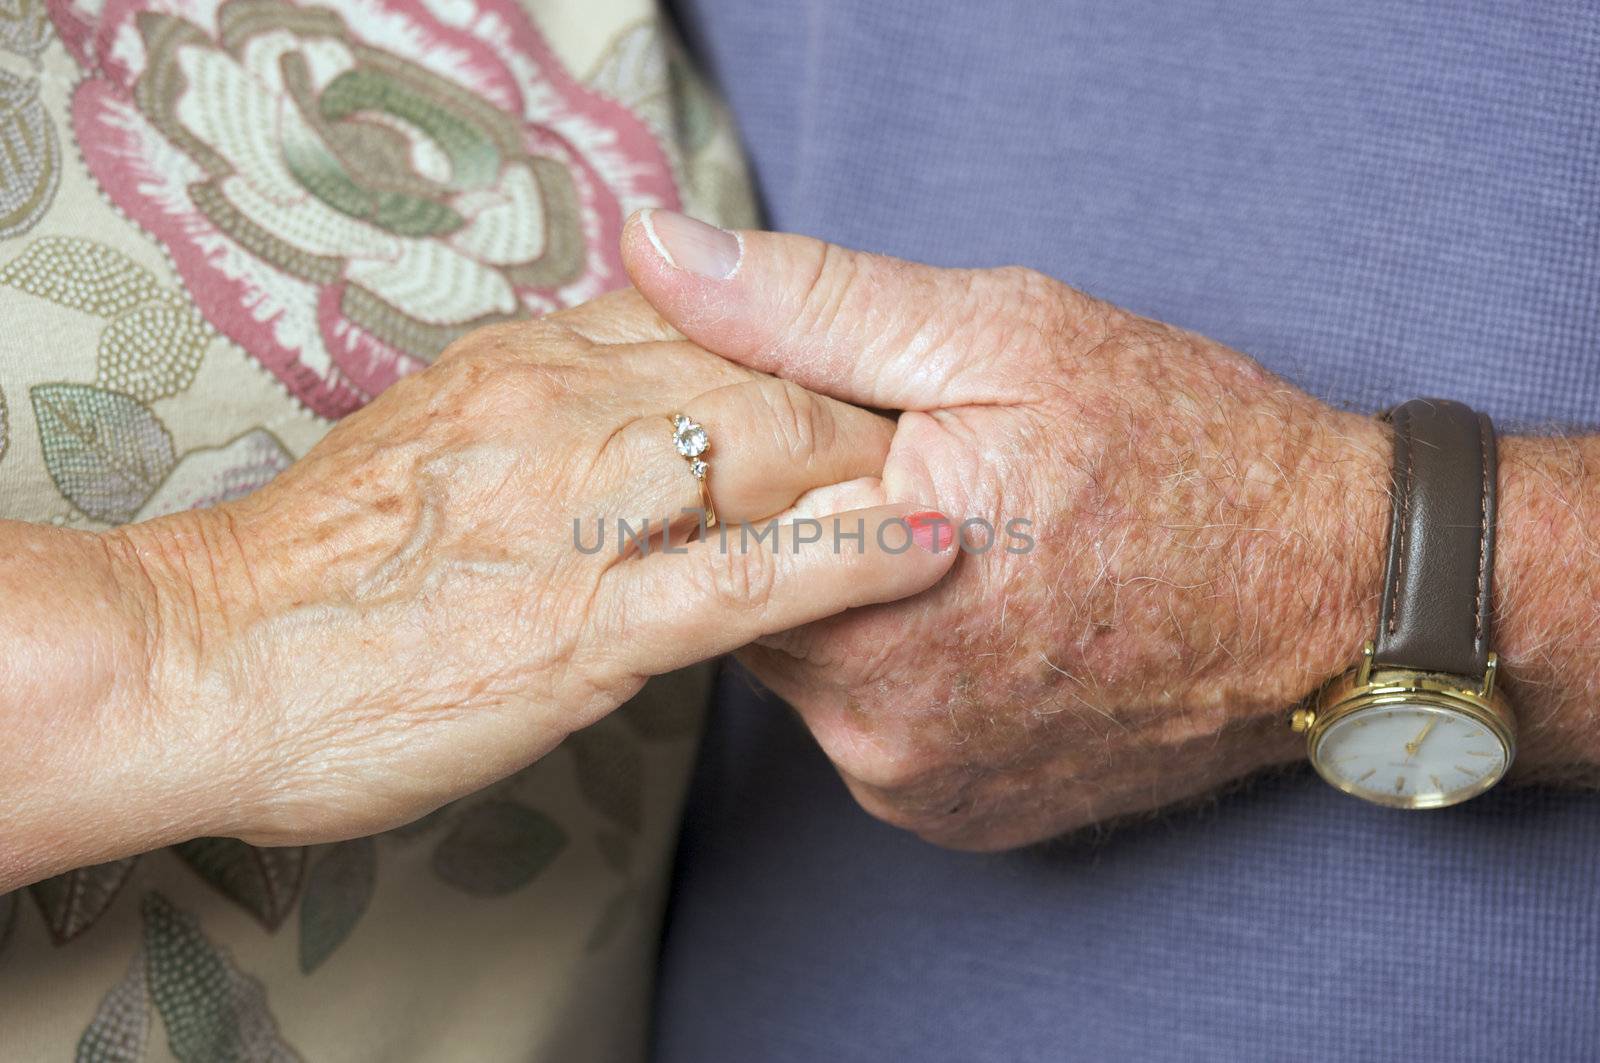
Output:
1403,718,1439,760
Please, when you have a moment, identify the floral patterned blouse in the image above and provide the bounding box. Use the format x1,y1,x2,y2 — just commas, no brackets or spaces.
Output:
0,0,755,1055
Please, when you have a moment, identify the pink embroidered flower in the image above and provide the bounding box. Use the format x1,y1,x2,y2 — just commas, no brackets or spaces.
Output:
55,0,679,416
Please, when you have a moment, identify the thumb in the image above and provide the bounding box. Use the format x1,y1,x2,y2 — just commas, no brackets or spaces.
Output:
622,210,1071,410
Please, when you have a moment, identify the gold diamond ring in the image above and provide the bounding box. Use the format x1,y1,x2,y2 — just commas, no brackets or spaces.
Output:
669,413,717,529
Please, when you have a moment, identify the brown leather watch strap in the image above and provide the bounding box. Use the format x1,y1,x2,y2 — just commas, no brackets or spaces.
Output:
1374,398,1498,677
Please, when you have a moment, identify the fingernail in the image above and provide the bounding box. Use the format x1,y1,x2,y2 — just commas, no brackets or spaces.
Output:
641,208,743,280
906,511,955,553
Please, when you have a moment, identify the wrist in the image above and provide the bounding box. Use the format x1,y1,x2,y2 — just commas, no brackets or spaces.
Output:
1249,404,1390,758
1262,419,1600,780
108,456,457,843
97,507,268,841
1491,435,1600,775
0,518,235,889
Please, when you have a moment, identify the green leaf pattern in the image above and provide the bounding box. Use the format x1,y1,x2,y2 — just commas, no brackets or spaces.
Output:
0,238,169,318
0,0,51,57
297,838,376,974
171,840,306,932
0,69,59,239
0,239,297,525
583,888,639,954
431,800,568,897
594,829,633,876
96,294,210,403
586,831,642,955
76,947,151,1063
141,893,302,1062
619,667,710,741
29,859,138,944
30,383,177,524
1,237,212,404
565,716,645,833
137,429,293,520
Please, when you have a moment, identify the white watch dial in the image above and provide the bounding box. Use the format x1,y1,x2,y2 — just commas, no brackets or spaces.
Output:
1313,703,1510,808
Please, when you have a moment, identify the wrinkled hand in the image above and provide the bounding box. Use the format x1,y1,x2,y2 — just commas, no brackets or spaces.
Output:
624,211,1392,849
109,290,955,847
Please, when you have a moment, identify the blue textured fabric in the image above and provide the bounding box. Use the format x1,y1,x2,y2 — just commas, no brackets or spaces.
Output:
652,2,1600,1060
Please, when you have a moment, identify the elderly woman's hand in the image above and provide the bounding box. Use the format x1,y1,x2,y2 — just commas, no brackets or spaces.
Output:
15,290,953,873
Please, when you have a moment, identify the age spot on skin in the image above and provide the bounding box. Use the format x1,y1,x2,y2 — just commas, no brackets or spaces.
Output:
354,484,444,602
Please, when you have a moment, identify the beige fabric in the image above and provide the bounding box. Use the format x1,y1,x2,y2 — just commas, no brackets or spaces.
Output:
0,0,755,1056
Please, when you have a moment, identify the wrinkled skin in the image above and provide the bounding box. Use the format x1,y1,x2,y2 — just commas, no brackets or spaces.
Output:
101,291,953,851
626,216,1394,849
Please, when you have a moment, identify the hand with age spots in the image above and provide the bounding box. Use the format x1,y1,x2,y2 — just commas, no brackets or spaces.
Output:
623,209,1400,849
628,212,1600,848
2,289,958,889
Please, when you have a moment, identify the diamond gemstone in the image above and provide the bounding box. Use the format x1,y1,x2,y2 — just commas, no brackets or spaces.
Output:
674,419,709,457
689,458,708,479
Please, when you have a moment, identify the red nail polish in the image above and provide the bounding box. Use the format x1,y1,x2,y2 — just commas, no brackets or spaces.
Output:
906,511,955,553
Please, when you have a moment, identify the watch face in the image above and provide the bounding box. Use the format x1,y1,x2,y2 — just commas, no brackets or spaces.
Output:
1311,702,1511,808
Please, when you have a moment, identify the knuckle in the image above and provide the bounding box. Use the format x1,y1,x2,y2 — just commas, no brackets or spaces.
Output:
987,263,1056,301
914,820,1000,852
833,738,930,795
443,316,584,371
849,765,968,835
755,378,833,469
488,358,589,412
984,265,1067,336
979,264,1129,359
857,794,929,834
422,355,598,441
788,241,859,337
991,263,1070,314
436,319,520,362
785,614,900,684
698,536,780,612
920,265,1065,371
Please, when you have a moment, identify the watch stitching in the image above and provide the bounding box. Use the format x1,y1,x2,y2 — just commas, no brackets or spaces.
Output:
1388,406,1413,636
1474,413,1489,655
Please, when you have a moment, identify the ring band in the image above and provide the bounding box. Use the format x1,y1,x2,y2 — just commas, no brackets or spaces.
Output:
670,413,717,529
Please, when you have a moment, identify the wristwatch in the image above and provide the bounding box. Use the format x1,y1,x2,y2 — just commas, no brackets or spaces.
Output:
1291,399,1516,808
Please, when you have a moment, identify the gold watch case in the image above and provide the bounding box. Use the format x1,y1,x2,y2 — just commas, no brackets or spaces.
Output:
1291,641,1517,809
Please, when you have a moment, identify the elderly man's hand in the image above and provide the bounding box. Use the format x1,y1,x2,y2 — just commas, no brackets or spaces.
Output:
623,210,1394,849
